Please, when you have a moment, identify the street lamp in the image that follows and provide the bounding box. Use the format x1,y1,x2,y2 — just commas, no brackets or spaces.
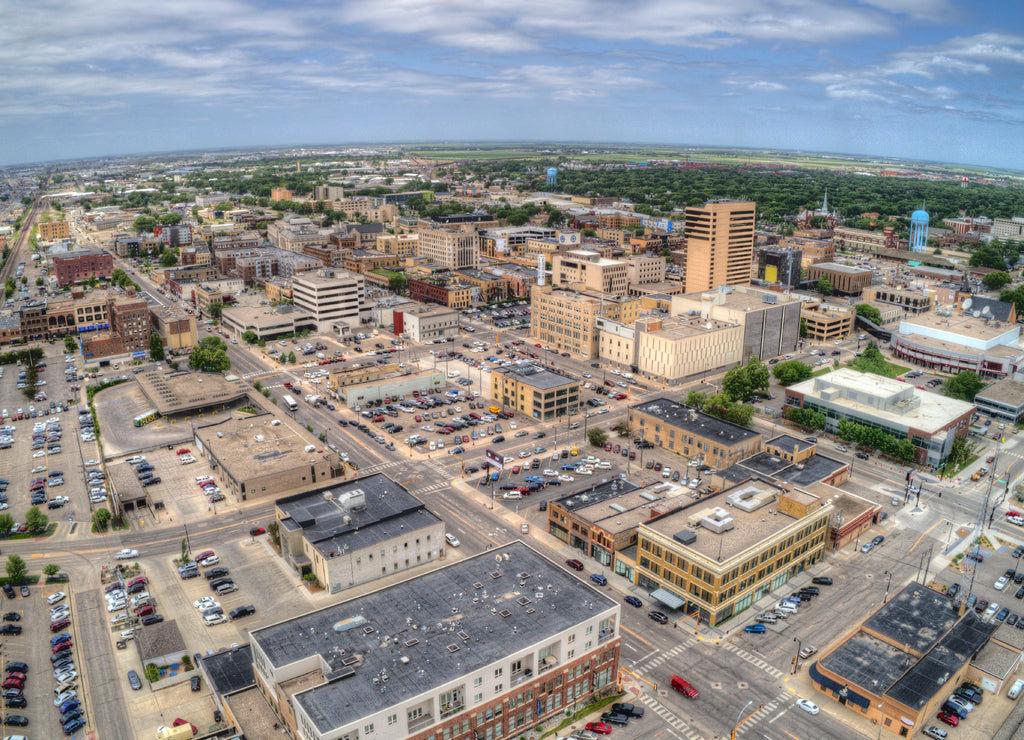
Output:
733,701,754,739
883,570,893,604
792,636,802,674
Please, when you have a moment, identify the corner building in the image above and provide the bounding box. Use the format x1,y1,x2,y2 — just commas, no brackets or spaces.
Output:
249,542,621,740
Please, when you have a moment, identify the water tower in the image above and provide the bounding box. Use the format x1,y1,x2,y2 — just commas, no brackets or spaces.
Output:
910,208,929,253
546,167,557,188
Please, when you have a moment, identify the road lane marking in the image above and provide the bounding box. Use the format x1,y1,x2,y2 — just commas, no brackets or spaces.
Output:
620,624,655,648
909,517,945,553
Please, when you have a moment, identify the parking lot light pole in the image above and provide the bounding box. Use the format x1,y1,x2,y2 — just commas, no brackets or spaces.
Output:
791,637,802,674
883,570,892,604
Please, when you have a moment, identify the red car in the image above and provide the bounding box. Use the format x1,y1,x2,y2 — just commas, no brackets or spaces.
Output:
53,641,72,653
50,618,70,632
1,677,24,690
512,465,521,474
177,448,191,455
249,527,266,537
134,604,154,617
585,722,612,735
937,711,959,727
986,455,995,463
173,718,198,734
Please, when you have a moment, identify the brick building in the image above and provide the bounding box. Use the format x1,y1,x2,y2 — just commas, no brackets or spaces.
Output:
52,250,113,287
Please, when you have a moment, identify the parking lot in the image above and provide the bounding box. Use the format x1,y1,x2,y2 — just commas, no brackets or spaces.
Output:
936,542,1024,629
111,537,315,736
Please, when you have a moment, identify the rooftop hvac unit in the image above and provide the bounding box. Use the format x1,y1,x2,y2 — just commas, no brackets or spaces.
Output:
673,529,697,546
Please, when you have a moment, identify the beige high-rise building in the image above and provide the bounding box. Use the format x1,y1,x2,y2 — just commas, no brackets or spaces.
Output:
38,220,70,241
416,225,479,269
551,250,628,295
683,200,756,292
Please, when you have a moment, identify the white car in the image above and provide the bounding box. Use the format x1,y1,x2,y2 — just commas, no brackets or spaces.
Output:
84,459,100,466
204,613,228,626
445,533,461,547
47,591,66,605
106,600,127,613
795,699,819,715
995,576,1009,591
115,548,139,560
194,598,220,611
49,606,70,621
54,689,77,706
558,475,575,482
31,465,46,474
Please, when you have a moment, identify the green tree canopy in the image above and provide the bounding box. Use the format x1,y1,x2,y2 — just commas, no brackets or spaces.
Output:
159,247,178,267
132,215,157,233
772,360,814,385
982,271,1012,291
25,506,48,534
63,334,77,353
149,332,165,361
817,275,834,296
1000,287,1024,317
855,303,882,325
205,302,224,319
110,268,136,289
5,554,27,584
241,330,258,344
158,212,183,226
721,356,770,402
587,428,608,447
685,390,708,410
188,336,231,373
783,406,826,430
849,341,897,377
942,370,986,402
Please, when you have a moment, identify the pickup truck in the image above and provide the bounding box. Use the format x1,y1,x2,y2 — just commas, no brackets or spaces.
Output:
971,467,989,482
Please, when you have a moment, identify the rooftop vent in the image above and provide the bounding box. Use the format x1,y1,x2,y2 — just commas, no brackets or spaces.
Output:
673,529,697,546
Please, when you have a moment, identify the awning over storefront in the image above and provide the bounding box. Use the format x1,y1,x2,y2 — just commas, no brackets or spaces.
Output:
650,588,685,610
808,662,871,709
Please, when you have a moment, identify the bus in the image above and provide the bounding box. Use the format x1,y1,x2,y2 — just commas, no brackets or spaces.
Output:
283,394,298,412
133,408,160,427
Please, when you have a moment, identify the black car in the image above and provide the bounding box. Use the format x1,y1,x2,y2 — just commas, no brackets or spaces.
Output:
0,624,22,635
5,662,27,674
204,567,230,580
141,614,164,626
190,675,201,691
229,604,256,620
612,703,646,718
4,695,26,708
947,583,961,600
648,610,669,624
209,578,234,591
811,577,833,586
601,711,630,726
4,714,27,726
142,477,162,486
51,650,72,663
1,612,20,622
855,452,870,460
1,585,13,600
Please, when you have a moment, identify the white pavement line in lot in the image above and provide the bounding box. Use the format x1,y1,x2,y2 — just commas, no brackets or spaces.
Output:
636,693,705,739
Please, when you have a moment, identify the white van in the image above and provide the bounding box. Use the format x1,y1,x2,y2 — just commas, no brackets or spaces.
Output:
1010,679,1024,700
447,370,461,378
662,467,671,479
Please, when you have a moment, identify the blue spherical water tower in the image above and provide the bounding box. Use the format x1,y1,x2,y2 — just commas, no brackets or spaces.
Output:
546,167,557,188
910,209,929,253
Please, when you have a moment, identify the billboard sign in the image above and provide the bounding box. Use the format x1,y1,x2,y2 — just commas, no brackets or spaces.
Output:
485,448,504,470
641,217,673,233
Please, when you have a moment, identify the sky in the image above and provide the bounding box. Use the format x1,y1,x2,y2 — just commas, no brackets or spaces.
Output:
2,0,1024,170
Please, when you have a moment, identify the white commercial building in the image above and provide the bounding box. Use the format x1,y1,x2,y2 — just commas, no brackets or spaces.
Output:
292,269,369,334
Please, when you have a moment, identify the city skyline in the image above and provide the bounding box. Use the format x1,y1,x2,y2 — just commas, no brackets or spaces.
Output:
2,1,1024,170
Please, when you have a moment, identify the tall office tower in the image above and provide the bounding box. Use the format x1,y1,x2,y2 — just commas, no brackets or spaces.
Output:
682,200,756,293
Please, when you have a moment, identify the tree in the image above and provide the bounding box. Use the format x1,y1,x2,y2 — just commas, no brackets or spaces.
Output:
389,275,408,294
942,370,986,402
132,215,157,233
43,563,60,578
205,302,223,319
149,332,165,361
1000,287,1024,317
783,406,826,430
855,303,882,325
5,554,26,584
287,351,296,364
685,390,707,410
110,268,135,289
25,506,48,534
35,276,44,287
92,508,112,532
799,316,808,338
0,513,13,538
63,334,77,353
721,356,769,401
188,336,231,373
588,428,608,448
241,330,258,345
946,437,970,471
849,341,896,377
614,422,630,437
158,212,183,226
159,247,178,267
982,271,1012,291
817,275,834,296
772,360,814,385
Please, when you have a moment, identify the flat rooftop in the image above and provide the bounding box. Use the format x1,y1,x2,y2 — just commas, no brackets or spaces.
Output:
492,362,578,391
900,311,1019,341
196,415,331,477
676,285,799,311
810,262,872,275
819,632,911,699
200,644,255,695
275,474,442,558
222,303,313,329
767,434,815,453
134,368,249,416
975,379,1024,410
647,315,736,339
642,479,820,563
862,584,958,656
786,369,976,435
253,542,618,735
632,397,760,446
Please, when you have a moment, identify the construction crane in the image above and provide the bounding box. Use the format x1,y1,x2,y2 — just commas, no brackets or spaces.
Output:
731,703,764,740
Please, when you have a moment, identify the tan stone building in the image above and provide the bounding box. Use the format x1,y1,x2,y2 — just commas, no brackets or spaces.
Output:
375,232,419,257
636,477,832,625
551,250,628,295
38,220,70,241
628,397,763,467
806,262,873,296
490,363,580,421
801,302,854,342
149,305,197,352
599,315,743,385
625,254,666,285
530,284,640,359
682,200,756,293
270,188,292,201
416,225,479,269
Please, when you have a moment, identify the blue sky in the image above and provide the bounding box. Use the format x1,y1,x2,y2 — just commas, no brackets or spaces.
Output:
2,0,1024,170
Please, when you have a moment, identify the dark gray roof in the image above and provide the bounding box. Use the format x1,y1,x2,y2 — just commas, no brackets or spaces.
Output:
554,478,639,511
455,268,504,282
492,363,577,391
201,644,255,696
773,454,847,487
964,296,1014,322
730,452,791,479
767,435,815,453
818,632,911,700
862,584,958,655
135,619,187,664
886,611,996,710
631,398,760,445
253,542,618,735
276,474,440,558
